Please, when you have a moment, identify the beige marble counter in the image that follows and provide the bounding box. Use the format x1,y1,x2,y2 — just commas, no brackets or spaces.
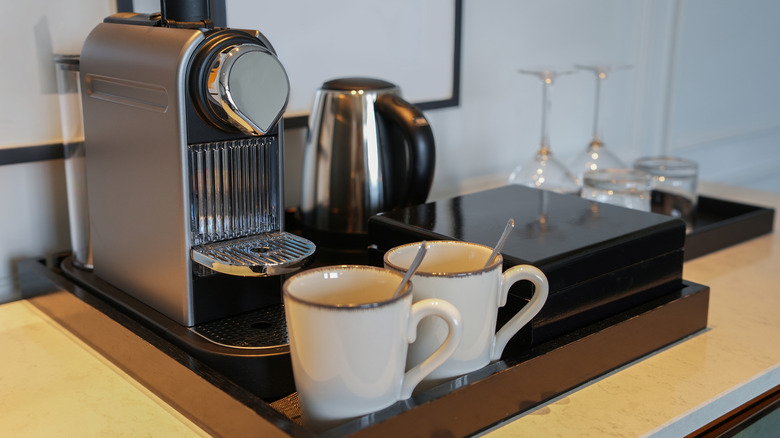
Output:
484,182,780,437
1,182,777,437
0,299,208,437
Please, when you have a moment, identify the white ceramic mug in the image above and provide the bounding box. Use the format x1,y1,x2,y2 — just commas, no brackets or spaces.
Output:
282,265,463,431
384,240,548,388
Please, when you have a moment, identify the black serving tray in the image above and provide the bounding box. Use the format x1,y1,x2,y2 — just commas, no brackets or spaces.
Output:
684,195,775,260
18,257,709,437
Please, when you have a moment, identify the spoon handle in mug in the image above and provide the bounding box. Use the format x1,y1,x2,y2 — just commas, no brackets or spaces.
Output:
393,241,427,298
485,218,515,268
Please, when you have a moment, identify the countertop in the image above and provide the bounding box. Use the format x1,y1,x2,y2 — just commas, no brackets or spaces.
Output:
0,299,209,436
1,182,778,437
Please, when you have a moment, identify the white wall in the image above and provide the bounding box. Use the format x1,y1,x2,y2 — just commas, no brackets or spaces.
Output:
418,0,780,200
423,0,673,199
665,0,780,190
2,0,779,302
0,161,70,301
0,0,115,146
0,0,115,302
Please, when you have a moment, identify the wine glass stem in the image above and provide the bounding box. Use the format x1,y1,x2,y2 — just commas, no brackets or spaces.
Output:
592,73,603,143
540,76,552,153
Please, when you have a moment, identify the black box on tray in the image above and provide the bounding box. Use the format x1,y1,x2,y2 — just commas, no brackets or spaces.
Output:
368,185,687,356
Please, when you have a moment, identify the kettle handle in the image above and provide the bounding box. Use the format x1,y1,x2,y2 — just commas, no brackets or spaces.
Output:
375,94,436,206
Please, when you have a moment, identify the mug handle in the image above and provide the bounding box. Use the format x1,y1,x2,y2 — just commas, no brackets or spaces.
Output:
400,298,463,399
491,265,549,361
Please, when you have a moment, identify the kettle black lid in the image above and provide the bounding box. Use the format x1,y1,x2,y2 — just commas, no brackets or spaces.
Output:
323,77,397,91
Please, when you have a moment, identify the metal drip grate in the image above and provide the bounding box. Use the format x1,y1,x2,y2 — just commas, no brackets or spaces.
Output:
191,231,315,277
190,304,288,349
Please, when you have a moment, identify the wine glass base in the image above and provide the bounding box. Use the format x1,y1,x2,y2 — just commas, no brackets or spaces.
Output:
569,143,626,183
508,153,580,195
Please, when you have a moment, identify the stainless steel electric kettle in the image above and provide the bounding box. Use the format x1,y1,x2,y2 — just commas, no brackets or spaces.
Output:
300,77,435,246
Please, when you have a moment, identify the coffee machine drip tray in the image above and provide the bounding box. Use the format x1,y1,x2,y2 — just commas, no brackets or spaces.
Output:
191,231,315,277
190,305,288,349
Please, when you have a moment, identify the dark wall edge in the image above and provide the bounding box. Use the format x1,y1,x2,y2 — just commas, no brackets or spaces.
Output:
0,144,65,166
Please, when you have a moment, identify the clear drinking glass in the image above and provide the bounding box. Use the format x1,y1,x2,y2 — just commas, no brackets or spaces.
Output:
568,65,630,185
55,54,93,270
634,156,699,230
508,69,579,194
580,168,651,212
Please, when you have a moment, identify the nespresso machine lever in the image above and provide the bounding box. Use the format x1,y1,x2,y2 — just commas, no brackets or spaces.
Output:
199,42,288,135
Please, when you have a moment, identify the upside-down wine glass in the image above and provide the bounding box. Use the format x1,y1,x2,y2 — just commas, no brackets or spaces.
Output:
508,69,579,194
568,65,630,184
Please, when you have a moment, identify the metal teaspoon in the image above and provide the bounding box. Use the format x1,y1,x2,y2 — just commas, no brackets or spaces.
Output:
393,241,428,298
484,219,515,268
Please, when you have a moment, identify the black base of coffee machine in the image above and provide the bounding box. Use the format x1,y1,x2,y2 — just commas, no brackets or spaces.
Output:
59,257,295,401
286,208,374,266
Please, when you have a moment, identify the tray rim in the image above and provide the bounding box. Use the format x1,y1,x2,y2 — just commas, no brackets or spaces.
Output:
685,194,775,260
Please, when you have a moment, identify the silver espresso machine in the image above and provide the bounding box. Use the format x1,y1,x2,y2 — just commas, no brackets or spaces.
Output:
74,1,315,399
